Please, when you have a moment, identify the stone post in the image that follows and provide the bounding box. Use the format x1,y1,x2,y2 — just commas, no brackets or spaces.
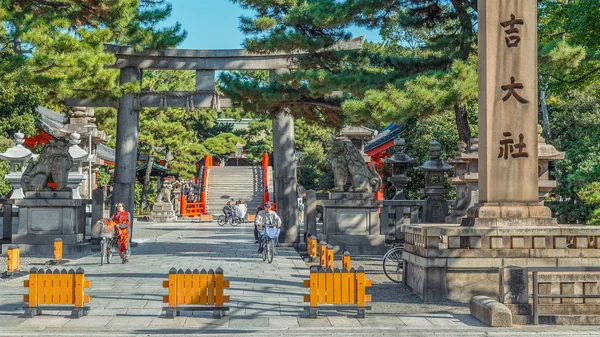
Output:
270,68,299,244
113,67,142,238
305,189,317,237
466,0,552,226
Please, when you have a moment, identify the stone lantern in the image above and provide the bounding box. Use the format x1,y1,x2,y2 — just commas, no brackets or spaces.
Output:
67,132,90,199
382,138,416,200
537,125,565,200
0,132,37,199
418,141,453,223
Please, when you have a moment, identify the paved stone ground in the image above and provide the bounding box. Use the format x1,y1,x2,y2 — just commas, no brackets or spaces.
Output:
0,221,599,336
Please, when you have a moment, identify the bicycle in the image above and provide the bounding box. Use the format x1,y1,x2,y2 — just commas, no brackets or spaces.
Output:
99,219,119,266
259,225,280,264
382,243,404,283
217,213,241,227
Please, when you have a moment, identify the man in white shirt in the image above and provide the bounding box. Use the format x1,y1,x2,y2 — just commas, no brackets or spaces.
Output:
255,201,281,252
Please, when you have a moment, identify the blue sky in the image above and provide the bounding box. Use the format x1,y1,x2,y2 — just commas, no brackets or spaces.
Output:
162,1,381,50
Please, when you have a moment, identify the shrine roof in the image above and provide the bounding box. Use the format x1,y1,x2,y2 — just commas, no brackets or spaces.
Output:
364,123,403,153
36,106,67,136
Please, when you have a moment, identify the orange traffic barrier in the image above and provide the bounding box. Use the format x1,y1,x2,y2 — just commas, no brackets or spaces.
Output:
306,234,317,259
54,238,63,262
23,267,90,318
342,250,351,270
319,242,327,266
162,267,230,318
7,245,20,274
326,245,334,270
303,266,372,318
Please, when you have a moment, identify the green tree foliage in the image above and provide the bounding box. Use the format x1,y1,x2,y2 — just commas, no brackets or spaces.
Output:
0,0,186,104
295,119,335,191
0,82,46,137
548,87,600,225
223,0,478,143
204,133,246,164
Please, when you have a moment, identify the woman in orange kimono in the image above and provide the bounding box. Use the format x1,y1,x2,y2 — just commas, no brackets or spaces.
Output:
113,202,131,263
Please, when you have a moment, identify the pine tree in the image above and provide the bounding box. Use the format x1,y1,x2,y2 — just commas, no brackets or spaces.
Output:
222,0,478,143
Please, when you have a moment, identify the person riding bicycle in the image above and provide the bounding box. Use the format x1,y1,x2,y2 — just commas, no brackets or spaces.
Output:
255,201,281,253
112,202,131,264
222,201,235,220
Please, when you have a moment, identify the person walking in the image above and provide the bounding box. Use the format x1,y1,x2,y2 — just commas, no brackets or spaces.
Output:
112,202,131,264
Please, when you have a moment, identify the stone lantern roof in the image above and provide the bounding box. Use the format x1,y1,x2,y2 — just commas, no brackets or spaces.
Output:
339,125,378,139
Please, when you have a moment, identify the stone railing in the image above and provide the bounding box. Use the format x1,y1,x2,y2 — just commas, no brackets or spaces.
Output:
380,200,425,243
501,266,600,325
403,224,600,256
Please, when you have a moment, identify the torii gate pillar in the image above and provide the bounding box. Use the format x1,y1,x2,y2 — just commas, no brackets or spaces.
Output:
113,67,142,228
271,69,299,244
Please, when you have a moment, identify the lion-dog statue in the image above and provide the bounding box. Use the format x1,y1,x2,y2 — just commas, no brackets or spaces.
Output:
21,139,73,192
155,180,174,203
330,137,382,193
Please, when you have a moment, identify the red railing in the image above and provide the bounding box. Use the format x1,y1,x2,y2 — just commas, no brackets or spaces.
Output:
181,154,212,217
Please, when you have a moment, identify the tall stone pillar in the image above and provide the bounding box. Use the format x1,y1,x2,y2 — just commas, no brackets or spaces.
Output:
270,69,299,244
464,0,552,226
113,67,142,237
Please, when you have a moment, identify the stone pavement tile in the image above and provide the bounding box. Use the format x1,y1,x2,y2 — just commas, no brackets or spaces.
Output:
298,317,333,328
143,300,165,309
125,308,163,316
358,315,406,327
87,309,127,316
104,316,153,329
104,299,147,309
327,316,363,327
63,315,113,328
229,316,268,328
398,316,435,327
148,316,187,328
268,316,299,328
0,315,29,327
184,316,229,328
426,317,466,327
18,315,71,328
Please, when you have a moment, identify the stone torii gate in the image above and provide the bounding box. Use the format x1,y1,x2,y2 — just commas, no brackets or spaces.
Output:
66,38,364,243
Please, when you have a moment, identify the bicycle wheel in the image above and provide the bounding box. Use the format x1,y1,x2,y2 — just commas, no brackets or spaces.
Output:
100,239,107,266
261,240,267,261
383,246,404,283
107,239,115,264
217,215,226,226
231,217,241,226
267,239,274,264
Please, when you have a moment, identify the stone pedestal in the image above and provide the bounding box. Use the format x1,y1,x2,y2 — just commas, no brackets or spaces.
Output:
319,192,385,254
151,202,177,222
402,223,600,303
4,191,91,255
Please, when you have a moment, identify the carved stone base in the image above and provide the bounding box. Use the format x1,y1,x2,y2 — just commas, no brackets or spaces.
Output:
402,222,600,303
321,197,385,254
151,202,177,223
461,202,555,227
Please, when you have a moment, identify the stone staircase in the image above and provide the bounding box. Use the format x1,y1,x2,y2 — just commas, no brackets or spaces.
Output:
206,166,274,216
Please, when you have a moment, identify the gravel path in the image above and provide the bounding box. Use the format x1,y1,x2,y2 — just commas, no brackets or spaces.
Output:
304,254,469,315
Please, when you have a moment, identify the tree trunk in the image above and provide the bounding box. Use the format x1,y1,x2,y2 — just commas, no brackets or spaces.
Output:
454,103,471,147
539,75,552,141
141,155,154,211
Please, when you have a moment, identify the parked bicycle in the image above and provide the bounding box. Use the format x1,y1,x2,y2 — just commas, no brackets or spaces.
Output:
217,213,241,226
260,225,280,264
382,243,404,283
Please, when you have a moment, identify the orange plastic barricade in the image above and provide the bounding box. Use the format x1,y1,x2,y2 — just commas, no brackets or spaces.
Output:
53,238,63,263
7,245,20,274
162,267,230,318
23,267,90,318
303,266,372,318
